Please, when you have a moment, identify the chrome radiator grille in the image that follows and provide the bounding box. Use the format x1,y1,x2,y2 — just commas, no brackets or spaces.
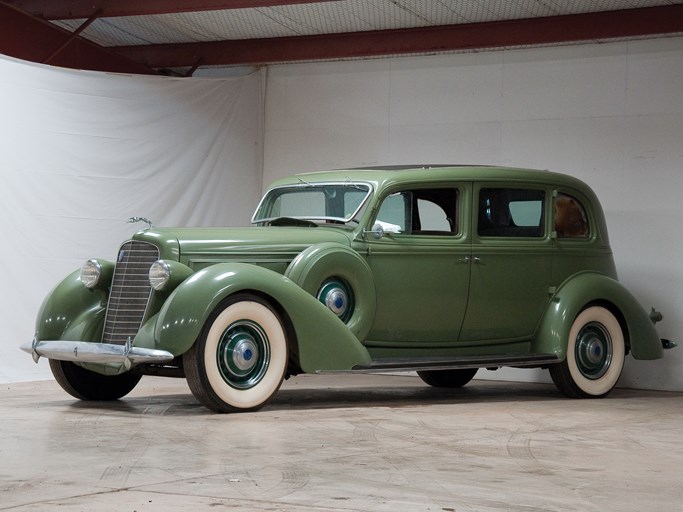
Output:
102,241,159,346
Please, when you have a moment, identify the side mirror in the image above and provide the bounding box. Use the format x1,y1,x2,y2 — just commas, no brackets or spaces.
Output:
364,223,385,240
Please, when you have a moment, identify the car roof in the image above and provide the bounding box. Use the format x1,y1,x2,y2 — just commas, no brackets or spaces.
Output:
269,165,592,193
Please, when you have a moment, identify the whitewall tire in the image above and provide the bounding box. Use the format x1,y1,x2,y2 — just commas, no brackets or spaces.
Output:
550,306,625,398
184,294,288,412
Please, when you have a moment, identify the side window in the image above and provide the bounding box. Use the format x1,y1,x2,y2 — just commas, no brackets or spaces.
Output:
554,193,589,238
375,188,458,236
375,192,409,233
478,188,546,237
417,199,451,231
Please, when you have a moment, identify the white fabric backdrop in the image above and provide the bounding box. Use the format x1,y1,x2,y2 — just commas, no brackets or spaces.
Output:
0,56,264,383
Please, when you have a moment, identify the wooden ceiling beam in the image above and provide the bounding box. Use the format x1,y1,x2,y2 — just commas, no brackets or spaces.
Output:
0,0,339,20
113,5,683,68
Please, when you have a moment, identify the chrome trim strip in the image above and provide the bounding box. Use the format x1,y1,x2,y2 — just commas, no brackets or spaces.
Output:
662,338,678,349
21,339,174,368
325,354,560,373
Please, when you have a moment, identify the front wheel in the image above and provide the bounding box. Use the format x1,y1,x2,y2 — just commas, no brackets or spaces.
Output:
184,294,289,413
549,306,626,398
417,368,478,388
49,359,141,400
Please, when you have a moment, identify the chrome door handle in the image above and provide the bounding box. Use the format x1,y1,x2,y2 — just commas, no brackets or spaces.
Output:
472,256,481,264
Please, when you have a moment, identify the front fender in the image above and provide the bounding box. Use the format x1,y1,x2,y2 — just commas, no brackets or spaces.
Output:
35,270,106,343
154,263,372,371
532,272,663,360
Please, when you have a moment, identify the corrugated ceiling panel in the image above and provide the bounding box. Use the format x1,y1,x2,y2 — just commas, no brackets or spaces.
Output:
51,0,679,48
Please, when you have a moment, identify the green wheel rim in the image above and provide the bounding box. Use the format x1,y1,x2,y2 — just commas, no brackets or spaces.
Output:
216,320,270,390
575,321,613,380
317,278,355,323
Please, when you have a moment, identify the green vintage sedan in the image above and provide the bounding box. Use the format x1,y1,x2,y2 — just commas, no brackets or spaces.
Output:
23,166,674,412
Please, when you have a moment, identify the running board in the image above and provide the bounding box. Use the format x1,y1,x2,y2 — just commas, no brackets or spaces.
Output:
343,353,559,373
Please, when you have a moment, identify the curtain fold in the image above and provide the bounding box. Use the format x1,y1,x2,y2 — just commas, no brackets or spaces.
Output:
0,55,264,382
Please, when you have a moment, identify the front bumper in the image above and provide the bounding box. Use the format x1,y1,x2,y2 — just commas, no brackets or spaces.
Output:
21,337,174,370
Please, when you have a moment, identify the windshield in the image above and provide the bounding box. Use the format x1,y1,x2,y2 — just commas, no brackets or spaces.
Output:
252,181,372,225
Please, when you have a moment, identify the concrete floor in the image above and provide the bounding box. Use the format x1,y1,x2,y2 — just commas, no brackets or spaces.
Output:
2,374,682,512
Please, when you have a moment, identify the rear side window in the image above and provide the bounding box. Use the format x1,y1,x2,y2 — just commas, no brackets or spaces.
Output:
478,188,546,237
554,193,589,238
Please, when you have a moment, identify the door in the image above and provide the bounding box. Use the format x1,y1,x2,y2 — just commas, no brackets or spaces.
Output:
458,185,553,343
365,184,471,345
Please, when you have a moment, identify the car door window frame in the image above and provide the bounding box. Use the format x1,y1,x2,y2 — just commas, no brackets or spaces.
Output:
372,185,464,239
473,184,551,243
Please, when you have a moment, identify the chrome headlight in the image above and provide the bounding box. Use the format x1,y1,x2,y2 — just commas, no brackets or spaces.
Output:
80,259,102,289
149,260,171,291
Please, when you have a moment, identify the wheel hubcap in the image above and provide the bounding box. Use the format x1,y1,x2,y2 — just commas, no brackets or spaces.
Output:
231,337,258,372
317,279,354,323
217,320,270,389
575,321,613,379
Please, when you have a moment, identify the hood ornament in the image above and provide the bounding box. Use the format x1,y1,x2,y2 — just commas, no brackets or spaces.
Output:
127,216,154,229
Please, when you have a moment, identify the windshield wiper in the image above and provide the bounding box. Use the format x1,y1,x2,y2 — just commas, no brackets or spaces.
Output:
344,176,365,190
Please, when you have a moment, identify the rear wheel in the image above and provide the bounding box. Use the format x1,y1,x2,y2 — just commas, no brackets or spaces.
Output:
184,294,288,413
549,306,625,398
49,359,141,400
417,368,478,388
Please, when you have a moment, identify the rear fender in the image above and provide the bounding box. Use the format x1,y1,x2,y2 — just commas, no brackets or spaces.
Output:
154,263,372,371
532,272,663,360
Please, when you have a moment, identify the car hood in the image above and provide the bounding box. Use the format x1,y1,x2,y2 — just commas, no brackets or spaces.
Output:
132,226,353,264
